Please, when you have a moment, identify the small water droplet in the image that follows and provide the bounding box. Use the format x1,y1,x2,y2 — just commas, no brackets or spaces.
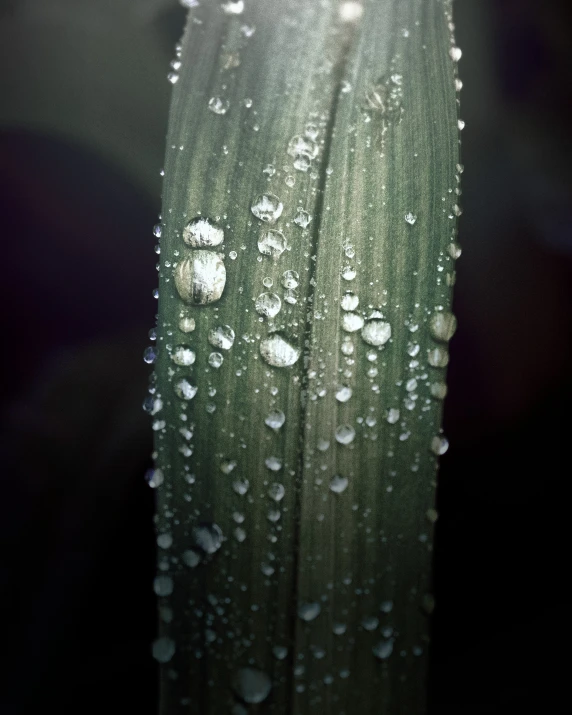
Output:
298,602,321,622
430,435,449,456
386,408,400,424
182,217,224,248
362,615,379,631
232,667,271,705
153,223,162,238
342,312,364,333
340,292,359,311
427,346,449,368
174,379,198,400
265,410,285,430
339,1,364,22
221,0,244,15
335,424,355,445
260,334,300,367
193,522,223,554
429,311,457,342
174,251,226,305
405,212,417,225
293,209,312,229
268,483,285,501
208,325,235,350
233,478,250,495
265,456,282,471
145,468,164,488
258,228,287,258
335,385,352,403
361,320,391,346
157,533,173,549
449,46,462,62
154,575,173,596
282,269,299,289
448,242,462,260
287,135,319,161
341,265,356,281
208,96,230,115
182,549,202,568
430,382,448,399
143,346,157,364
330,474,349,493
251,193,283,223
167,72,179,85
372,639,394,660
272,645,288,660
208,352,223,368
170,345,196,366
178,316,196,333
255,292,282,318
152,636,176,663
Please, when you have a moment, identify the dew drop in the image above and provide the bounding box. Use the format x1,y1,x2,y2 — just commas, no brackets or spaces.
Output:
342,312,364,333
208,325,235,350
167,72,179,85
330,474,349,494
260,334,300,367
170,345,196,366
182,549,202,568
429,311,457,342
255,292,282,318
232,667,271,705
208,352,224,368
448,242,462,260
405,212,417,225
157,533,173,549
182,217,224,248
174,251,226,305
193,522,223,554
145,468,164,488
208,96,230,115
143,346,157,364
258,228,287,258
233,478,250,495
153,223,162,238
340,292,359,311
152,637,176,663
362,616,379,631
179,316,196,333
339,1,364,23
386,408,400,424
335,385,353,403
449,46,462,62
287,135,318,161
427,346,449,368
335,424,355,445
251,193,283,223
174,379,198,400
154,575,174,596
361,320,391,347
430,435,449,456
293,209,312,229
430,382,448,399
268,483,285,501
273,645,288,660
341,265,356,281
265,456,282,472
298,602,321,622
221,0,244,15
265,410,285,430
372,639,394,660
282,269,299,289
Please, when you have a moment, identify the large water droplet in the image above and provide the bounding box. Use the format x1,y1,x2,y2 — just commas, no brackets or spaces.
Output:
335,424,355,445
183,217,224,248
330,474,348,494
342,312,364,332
255,292,282,318
174,252,226,305
429,311,457,342
143,346,157,364
208,325,235,350
293,209,312,229
430,382,448,399
193,522,223,554
152,636,176,663
341,265,356,281
340,292,359,311
251,194,283,223
170,345,196,366
427,346,449,368
361,320,391,346
449,46,462,62
298,602,321,622
258,229,287,258
339,1,364,22
178,316,196,333
335,385,352,403
174,378,198,400
232,667,272,705
430,435,449,456
272,645,288,660
260,334,300,367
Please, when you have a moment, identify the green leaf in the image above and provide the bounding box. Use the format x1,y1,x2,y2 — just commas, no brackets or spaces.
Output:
153,0,460,712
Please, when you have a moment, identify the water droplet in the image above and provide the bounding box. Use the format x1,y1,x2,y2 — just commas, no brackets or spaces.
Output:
427,346,449,367
287,135,319,161
174,379,198,400
268,483,285,501
341,339,354,356
380,600,393,613
298,602,321,622
293,209,312,229
341,265,356,281
170,345,196,366
361,320,391,346
255,292,282,318
293,155,311,172
143,346,157,364
208,352,223,368
221,0,244,15
234,526,246,542
167,72,179,84
174,251,226,305
429,311,457,342
208,325,235,350
448,242,462,259
283,289,297,304
265,456,282,471
405,212,417,225
430,382,448,399
342,312,364,333
179,316,196,333
193,522,223,554
335,424,355,445
282,269,299,289
145,468,164,488
339,1,364,22
258,229,287,258
232,667,271,705
153,223,162,238
458,119,465,131
449,46,462,62
340,292,359,311
182,217,224,248
386,408,400,424
154,575,174,596
430,435,449,456
208,96,230,115
265,410,285,430
220,459,237,474
317,439,330,451
335,385,352,403
251,193,283,223
260,334,300,367
233,478,250,495
272,645,288,660
372,639,394,660
330,474,348,494
263,277,273,288
362,616,379,631
182,549,202,568
152,636,175,663
157,533,173,549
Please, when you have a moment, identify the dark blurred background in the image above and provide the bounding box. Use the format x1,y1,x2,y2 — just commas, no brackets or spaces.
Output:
0,1,570,713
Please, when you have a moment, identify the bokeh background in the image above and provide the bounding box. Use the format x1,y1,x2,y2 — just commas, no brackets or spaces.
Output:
0,1,570,712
